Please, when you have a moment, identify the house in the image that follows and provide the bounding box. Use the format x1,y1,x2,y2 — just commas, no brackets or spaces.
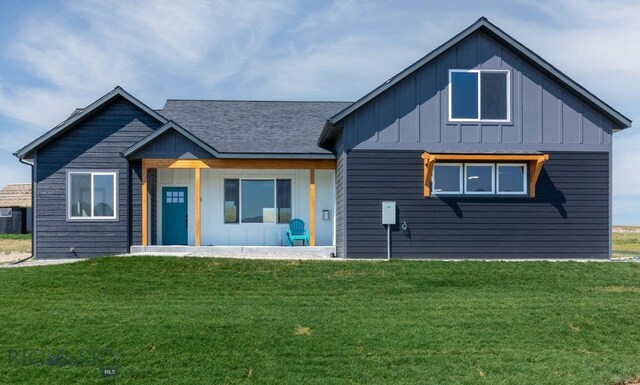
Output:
14,18,631,259
0,183,32,234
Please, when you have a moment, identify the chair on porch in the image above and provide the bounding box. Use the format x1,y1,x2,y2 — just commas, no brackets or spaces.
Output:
286,219,310,246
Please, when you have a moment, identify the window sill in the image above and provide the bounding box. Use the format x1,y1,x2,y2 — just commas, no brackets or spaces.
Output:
446,119,513,125
431,194,529,199
66,218,120,223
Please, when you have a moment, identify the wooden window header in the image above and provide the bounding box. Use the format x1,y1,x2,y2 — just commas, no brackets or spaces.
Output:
421,152,549,198
142,158,335,170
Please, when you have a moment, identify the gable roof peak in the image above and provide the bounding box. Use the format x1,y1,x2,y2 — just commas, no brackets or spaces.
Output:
318,17,631,146
14,86,167,159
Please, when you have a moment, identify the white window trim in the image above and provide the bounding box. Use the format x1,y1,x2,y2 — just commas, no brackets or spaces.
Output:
224,177,293,225
0,208,12,217
496,163,528,195
431,163,463,195
67,171,118,220
448,69,511,123
464,163,496,195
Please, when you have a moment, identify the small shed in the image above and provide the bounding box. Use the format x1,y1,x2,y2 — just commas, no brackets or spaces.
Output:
0,183,32,234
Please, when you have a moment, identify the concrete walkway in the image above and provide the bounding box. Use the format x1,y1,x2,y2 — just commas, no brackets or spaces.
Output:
129,245,336,259
1,258,86,268
126,252,334,260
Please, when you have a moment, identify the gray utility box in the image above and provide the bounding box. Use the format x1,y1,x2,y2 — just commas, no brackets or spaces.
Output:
382,201,396,225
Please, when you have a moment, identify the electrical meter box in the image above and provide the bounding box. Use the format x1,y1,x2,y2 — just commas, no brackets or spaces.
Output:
382,201,396,225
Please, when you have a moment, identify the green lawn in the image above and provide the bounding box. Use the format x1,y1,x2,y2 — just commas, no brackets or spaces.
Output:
1,258,640,384
0,234,31,240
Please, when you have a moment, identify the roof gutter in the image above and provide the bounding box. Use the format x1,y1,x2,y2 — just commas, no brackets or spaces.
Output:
17,156,35,260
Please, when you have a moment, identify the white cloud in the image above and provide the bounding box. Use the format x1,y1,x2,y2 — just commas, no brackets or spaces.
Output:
0,0,296,131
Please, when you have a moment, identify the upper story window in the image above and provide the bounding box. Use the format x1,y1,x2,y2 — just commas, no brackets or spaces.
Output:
67,171,117,220
449,69,510,122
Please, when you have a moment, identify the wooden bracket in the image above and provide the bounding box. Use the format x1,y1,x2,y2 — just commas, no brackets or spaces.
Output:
528,154,549,198
421,153,436,197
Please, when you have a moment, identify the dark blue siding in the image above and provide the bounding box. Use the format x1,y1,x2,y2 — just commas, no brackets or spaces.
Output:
35,97,162,258
345,150,609,259
128,129,212,159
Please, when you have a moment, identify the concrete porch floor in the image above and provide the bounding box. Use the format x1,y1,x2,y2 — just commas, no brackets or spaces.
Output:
129,245,336,259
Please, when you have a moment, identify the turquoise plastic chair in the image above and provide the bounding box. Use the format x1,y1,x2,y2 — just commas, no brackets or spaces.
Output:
287,219,310,246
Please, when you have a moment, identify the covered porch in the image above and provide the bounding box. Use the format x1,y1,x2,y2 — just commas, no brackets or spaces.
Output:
140,158,336,249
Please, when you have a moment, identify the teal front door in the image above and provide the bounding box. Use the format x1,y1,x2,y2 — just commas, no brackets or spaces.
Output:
162,187,188,245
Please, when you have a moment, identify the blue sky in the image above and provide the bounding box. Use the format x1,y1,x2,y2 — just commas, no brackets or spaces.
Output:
0,0,638,224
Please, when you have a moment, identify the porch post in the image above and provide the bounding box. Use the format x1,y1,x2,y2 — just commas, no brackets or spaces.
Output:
309,168,316,246
194,167,201,246
141,163,148,246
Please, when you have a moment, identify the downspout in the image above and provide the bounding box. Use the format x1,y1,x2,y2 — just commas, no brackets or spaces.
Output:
17,156,35,262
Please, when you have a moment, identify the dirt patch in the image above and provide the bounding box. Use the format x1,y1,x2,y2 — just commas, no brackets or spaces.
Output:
0,238,31,254
614,377,640,385
294,326,312,336
330,269,394,278
596,286,640,294
0,252,31,264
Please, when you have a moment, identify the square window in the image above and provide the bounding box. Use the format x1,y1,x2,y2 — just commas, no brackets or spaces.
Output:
449,70,509,122
432,164,462,194
465,164,495,194
0,208,12,217
497,164,527,194
68,172,116,219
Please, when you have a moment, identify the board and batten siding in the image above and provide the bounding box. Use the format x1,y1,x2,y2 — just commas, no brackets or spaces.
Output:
342,30,613,153
345,150,609,259
35,97,162,258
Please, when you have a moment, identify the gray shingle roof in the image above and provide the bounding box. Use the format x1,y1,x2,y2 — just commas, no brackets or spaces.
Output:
159,100,352,155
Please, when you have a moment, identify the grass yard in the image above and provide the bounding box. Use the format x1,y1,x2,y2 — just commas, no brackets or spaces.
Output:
612,227,640,258
0,234,31,255
1,258,640,384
